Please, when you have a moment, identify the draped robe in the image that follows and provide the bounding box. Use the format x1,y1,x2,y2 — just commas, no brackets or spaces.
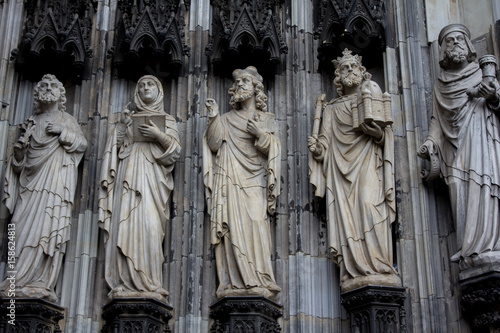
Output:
2,110,87,299
425,61,500,263
99,111,181,298
203,109,281,298
309,93,398,289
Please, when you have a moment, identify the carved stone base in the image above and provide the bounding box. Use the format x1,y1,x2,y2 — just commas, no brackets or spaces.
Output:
0,298,65,332
460,267,500,332
341,285,407,333
101,298,173,333
209,296,282,333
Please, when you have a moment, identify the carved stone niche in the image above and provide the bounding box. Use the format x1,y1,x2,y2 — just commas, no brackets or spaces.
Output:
314,0,387,73
341,285,407,333
10,0,94,83
110,0,190,81
0,298,65,333
101,298,173,333
206,0,288,79
210,296,282,333
460,268,500,333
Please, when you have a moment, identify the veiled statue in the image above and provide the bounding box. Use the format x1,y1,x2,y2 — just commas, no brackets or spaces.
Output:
1,74,88,301
418,24,500,270
203,66,282,299
99,75,181,300
308,49,400,292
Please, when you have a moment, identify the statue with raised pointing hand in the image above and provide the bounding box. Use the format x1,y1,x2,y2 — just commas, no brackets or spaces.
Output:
203,66,281,299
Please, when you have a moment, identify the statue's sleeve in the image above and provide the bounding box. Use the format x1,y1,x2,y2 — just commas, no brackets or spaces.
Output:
205,114,224,152
98,126,120,242
308,105,333,198
255,116,281,214
383,125,396,217
59,115,88,154
203,115,225,214
153,117,181,167
2,156,20,214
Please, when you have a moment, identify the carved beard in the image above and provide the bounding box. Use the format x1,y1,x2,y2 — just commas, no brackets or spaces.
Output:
232,88,254,102
446,44,467,64
38,91,59,104
342,72,363,88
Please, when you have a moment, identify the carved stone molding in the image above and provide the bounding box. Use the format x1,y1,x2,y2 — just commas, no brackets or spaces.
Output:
101,298,173,333
341,285,407,333
315,0,387,72
0,298,65,333
206,0,288,78
10,0,95,83
210,296,282,333
460,270,500,332
110,0,190,81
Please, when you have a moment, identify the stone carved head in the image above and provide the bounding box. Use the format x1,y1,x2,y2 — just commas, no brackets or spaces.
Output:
438,23,477,70
229,66,268,112
33,74,67,114
332,49,371,96
134,75,165,113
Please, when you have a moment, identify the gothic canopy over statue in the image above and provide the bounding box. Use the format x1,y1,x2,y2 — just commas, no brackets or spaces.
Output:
11,0,95,82
111,0,190,81
206,0,288,78
314,0,387,72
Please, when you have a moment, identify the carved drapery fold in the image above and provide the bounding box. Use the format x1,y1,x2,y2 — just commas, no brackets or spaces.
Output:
10,0,94,83
206,0,288,78
315,0,386,72
110,0,190,81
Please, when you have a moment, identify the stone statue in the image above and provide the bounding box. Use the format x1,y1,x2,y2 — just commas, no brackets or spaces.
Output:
203,66,281,299
98,75,181,301
308,49,399,292
418,24,500,270
1,74,88,301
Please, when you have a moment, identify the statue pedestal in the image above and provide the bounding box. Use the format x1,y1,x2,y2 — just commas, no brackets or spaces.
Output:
460,265,500,332
209,296,282,333
341,285,407,333
101,298,173,333
0,298,65,332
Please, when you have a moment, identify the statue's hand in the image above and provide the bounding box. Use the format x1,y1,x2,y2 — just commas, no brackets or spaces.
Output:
247,119,264,138
138,120,162,140
13,142,28,161
120,103,133,126
315,94,326,109
477,80,500,103
46,123,63,135
205,98,219,118
360,122,383,141
308,136,323,156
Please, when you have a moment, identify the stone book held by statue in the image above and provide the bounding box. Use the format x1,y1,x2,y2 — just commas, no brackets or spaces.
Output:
131,114,166,142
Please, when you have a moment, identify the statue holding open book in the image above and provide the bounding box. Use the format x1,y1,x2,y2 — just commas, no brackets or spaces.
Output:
98,75,181,301
308,49,399,292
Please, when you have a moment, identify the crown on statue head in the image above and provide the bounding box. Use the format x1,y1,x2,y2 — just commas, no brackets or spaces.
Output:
332,49,362,69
